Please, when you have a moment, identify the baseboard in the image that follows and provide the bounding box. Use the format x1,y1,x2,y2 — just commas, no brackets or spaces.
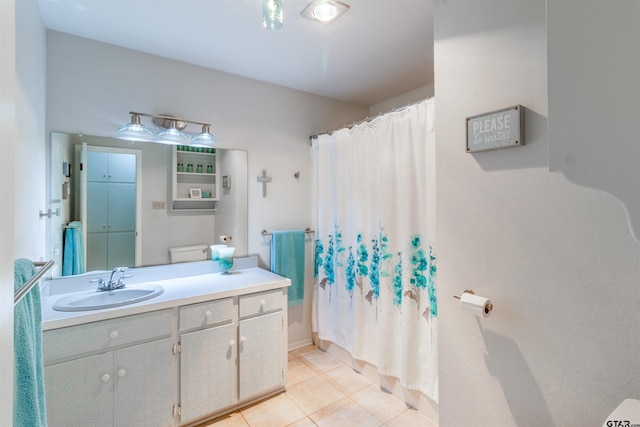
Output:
288,338,314,352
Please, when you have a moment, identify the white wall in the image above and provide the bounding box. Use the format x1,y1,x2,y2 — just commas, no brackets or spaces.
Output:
548,1,640,242
0,2,17,424
45,31,368,348
368,83,434,117
435,1,640,426
15,0,46,261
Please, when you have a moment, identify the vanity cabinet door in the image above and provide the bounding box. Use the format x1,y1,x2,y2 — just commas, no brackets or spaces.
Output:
45,352,113,427
238,311,285,401
180,323,238,424
114,337,175,427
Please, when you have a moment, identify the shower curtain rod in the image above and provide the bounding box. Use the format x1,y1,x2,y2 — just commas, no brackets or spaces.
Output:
309,96,432,142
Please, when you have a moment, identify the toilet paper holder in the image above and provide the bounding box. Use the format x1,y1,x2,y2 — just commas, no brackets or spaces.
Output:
453,289,475,299
453,289,494,315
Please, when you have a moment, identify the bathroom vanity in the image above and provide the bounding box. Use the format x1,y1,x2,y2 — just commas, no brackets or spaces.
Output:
40,263,289,427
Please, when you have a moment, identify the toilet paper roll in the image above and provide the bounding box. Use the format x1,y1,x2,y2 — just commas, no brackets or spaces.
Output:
459,292,493,317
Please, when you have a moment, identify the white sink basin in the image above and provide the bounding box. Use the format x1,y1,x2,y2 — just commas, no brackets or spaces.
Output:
53,285,164,312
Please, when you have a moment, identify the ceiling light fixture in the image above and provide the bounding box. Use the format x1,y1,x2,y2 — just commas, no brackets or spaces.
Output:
301,0,349,24
263,0,283,30
116,112,219,147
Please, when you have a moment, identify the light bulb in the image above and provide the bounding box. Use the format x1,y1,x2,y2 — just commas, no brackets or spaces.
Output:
263,0,283,30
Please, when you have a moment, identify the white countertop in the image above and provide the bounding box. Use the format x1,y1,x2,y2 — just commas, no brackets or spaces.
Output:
41,267,290,331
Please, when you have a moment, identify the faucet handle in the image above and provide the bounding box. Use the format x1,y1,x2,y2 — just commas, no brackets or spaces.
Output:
90,278,107,291
116,274,132,287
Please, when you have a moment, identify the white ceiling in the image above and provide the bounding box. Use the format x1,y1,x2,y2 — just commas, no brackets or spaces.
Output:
35,0,433,107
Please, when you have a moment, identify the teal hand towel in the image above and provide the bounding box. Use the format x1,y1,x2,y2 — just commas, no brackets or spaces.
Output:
270,230,305,306
62,221,85,276
14,258,48,427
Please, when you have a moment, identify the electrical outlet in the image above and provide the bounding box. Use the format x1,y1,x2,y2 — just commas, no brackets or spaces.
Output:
152,201,165,210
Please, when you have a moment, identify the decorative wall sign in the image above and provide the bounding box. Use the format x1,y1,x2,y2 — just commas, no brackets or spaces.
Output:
189,188,202,198
466,105,524,153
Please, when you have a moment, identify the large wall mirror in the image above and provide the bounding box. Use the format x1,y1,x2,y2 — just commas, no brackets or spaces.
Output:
49,132,248,278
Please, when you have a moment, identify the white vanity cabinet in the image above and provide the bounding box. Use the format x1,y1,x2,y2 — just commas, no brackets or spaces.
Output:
238,289,287,401
178,298,237,424
42,270,290,427
177,289,287,426
43,309,175,427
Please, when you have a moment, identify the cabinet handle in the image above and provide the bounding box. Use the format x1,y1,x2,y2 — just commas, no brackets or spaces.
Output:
229,340,235,346
240,336,246,343
110,331,119,339
205,310,212,319
117,369,126,378
101,374,110,382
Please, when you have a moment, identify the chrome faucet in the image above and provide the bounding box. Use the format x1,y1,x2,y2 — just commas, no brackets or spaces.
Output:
91,267,131,292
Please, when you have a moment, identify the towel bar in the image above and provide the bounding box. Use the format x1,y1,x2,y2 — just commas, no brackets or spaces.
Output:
261,227,314,236
14,260,54,306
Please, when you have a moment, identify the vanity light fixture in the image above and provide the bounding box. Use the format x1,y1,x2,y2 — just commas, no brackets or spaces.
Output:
116,112,219,147
156,119,189,145
117,113,154,142
301,0,349,24
191,124,220,147
263,0,283,30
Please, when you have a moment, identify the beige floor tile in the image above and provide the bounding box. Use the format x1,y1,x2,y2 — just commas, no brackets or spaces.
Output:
350,384,408,423
290,345,318,357
310,398,381,427
286,375,346,415
240,393,306,427
299,350,343,373
286,417,317,427
382,408,438,427
322,364,373,395
287,358,319,387
202,411,249,427
288,352,298,361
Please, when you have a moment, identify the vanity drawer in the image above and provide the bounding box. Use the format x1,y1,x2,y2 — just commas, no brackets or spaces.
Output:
239,289,283,319
43,309,173,363
179,297,234,331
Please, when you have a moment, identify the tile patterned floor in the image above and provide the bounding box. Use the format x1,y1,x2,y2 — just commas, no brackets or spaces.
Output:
202,346,438,427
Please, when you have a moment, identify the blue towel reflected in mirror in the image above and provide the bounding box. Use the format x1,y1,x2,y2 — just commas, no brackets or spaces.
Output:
62,221,85,276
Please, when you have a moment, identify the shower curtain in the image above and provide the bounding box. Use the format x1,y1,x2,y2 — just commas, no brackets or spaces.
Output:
312,98,437,401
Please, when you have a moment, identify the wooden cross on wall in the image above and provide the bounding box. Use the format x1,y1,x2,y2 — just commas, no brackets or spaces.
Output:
257,170,272,198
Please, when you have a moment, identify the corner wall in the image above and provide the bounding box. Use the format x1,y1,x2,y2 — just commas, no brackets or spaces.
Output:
434,1,640,425
4,0,47,424
0,3,16,425
15,0,46,261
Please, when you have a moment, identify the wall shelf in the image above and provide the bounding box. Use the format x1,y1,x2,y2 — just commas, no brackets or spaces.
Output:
170,146,220,212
